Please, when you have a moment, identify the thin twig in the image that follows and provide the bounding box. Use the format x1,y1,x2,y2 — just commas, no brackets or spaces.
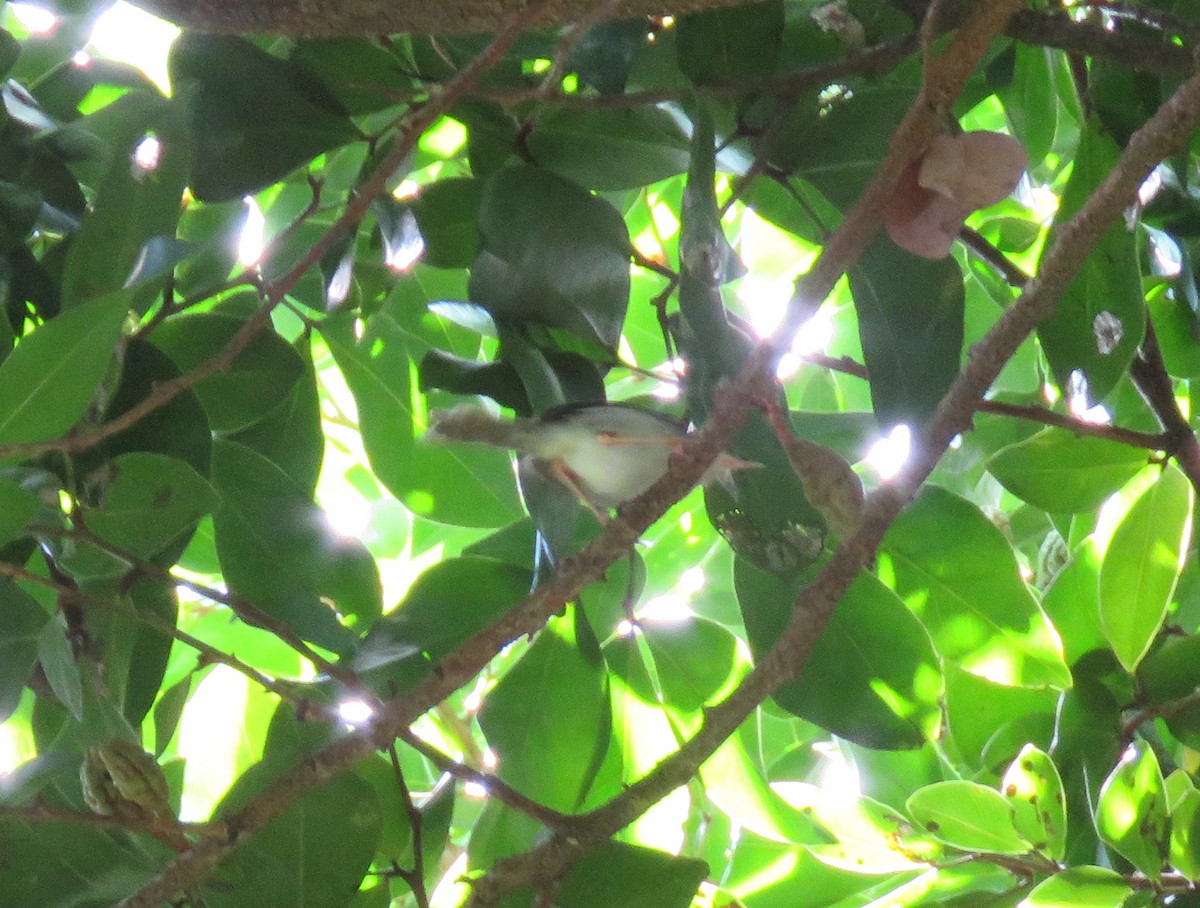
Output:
387,744,430,908
1129,319,1200,491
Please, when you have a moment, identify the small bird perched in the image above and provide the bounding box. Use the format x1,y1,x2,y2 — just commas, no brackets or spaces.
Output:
427,401,754,521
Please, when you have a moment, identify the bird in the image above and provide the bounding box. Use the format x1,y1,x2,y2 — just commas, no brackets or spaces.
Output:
426,401,756,521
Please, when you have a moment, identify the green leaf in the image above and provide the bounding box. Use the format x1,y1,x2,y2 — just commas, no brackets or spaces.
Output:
1148,290,1200,379
1001,744,1067,861
0,477,39,547
1037,120,1145,403
289,38,416,115
1100,464,1192,671
1170,786,1200,878
207,756,381,908
470,165,631,350
211,439,380,654
642,617,739,711
676,2,783,85
322,312,524,528
527,107,690,191
1020,867,1133,908
478,611,609,812
906,781,1029,854
82,338,213,480
1096,742,1169,879
761,81,915,210
849,236,965,427
943,664,1056,770
397,177,481,269
38,617,83,720
696,723,823,844
987,429,1147,513
169,34,360,201
0,293,129,448
997,44,1060,167
0,761,168,906
880,486,1070,688
0,578,48,723
736,559,941,749
151,310,305,434
1041,542,1106,665
353,555,533,692
60,91,189,306
85,453,217,558
558,842,708,908
229,352,324,495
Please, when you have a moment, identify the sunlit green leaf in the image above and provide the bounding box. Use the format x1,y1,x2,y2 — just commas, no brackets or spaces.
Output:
1095,742,1169,879
1001,744,1067,862
1019,867,1132,908
880,486,1070,688
988,429,1147,513
1100,464,1192,671
906,781,1029,854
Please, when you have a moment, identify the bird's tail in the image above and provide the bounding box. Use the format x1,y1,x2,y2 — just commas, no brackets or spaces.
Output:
425,405,539,453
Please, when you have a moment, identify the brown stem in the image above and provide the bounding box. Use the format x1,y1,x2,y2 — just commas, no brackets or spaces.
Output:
1129,319,1200,490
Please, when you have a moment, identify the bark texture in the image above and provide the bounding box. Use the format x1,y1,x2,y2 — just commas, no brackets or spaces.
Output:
130,0,752,36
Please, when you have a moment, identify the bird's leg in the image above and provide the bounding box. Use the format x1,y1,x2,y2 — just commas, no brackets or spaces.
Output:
546,458,611,524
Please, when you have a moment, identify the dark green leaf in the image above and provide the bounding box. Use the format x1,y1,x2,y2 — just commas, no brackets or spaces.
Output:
849,236,965,427
558,842,708,908
0,476,39,547
470,166,631,349
761,80,915,210
169,34,360,201
85,452,217,558
60,91,189,307
0,293,128,448
323,311,524,528
37,617,82,720
211,439,380,654
83,338,213,480
354,556,533,692
736,559,940,748
479,610,609,811
396,177,481,269
1037,121,1145,402
151,310,305,434
0,578,48,723
207,745,381,908
290,38,415,115
527,107,690,190
676,2,783,85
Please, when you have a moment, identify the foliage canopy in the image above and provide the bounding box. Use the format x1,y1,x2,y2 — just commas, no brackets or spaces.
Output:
3,2,1200,908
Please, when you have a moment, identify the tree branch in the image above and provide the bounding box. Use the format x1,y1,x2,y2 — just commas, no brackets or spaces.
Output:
1129,319,1200,490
